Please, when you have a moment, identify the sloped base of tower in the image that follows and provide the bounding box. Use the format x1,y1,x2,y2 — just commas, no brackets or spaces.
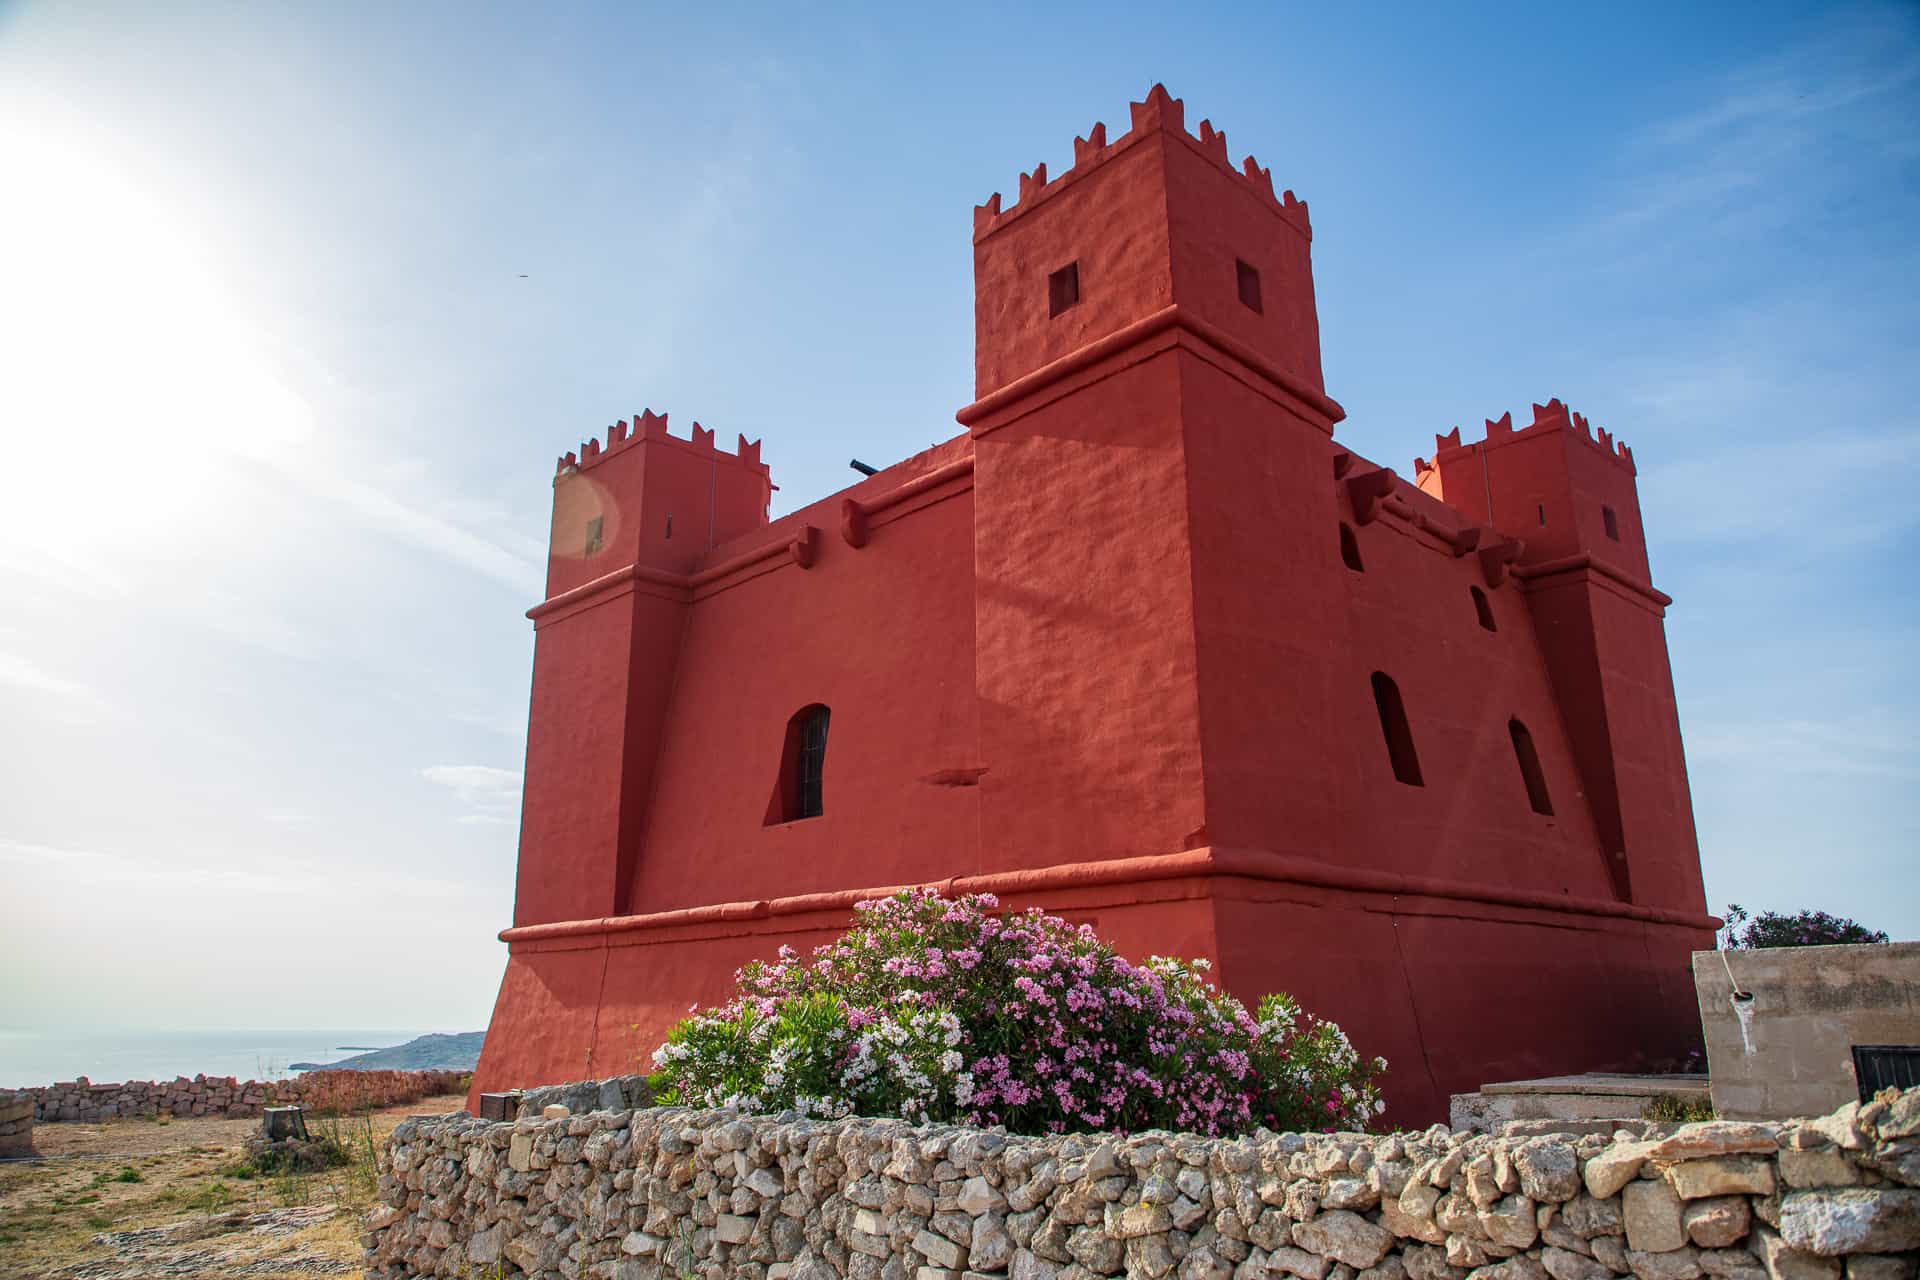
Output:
471,850,1712,1126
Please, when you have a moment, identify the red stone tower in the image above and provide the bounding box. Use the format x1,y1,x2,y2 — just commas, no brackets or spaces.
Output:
474,86,1713,1121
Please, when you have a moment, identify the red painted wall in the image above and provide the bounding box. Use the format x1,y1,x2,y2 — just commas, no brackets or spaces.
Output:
626,444,981,913
474,85,1714,1124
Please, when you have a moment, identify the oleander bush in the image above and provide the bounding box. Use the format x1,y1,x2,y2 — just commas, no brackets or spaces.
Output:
647,888,1385,1136
1720,903,1889,949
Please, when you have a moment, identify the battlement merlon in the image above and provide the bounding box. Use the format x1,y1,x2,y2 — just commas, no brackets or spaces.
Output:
1416,398,1635,478
555,407,770,480
972,84,1312,244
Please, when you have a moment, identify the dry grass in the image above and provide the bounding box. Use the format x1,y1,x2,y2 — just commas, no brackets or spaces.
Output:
0,1091,465,1279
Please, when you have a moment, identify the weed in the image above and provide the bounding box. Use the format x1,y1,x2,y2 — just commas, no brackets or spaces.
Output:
305,1112,381,1208
193,1179,234,1217
1643,1093,1714,1123
112,1166,143,1183
273,1164,310,1208
85,1212,114,1229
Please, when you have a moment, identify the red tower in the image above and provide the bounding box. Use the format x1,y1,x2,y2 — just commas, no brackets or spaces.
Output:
473,86,1713,1122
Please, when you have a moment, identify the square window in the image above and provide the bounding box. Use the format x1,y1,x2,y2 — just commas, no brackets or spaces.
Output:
1237,259,1263,313
1048,262,1079,317
584,515,604,555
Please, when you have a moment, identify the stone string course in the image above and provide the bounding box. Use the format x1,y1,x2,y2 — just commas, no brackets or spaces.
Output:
364,1088,1920,1280
20,1068,466,1123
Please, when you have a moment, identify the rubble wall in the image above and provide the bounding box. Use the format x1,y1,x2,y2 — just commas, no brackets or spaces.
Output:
20,1068,466,1122
364,1089,1920,1280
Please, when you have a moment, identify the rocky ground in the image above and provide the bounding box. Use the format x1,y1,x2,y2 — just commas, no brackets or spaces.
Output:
0,1091,465,1279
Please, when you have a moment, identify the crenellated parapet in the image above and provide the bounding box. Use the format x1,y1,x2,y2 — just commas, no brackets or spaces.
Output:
556,408,766,478
972,83,1312,243
1413,397,1635,480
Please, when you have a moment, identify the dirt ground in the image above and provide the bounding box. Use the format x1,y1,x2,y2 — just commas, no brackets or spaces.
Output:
0,1093,466,1280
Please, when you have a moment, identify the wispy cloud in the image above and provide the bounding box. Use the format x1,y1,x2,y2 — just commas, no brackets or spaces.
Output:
422,764,523,825
1639,424,1920,551
293,465,544,597
0,834,483,902
0,652,94,700
0,650,112,719
1688,716,1919,779
1529,10,1920,275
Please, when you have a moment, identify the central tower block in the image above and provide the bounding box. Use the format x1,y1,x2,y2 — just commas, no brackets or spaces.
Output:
972,84,1324,399
960,84,1348,877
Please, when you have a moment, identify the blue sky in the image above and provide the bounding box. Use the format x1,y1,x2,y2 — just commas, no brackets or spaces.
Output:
0,1,1913,1036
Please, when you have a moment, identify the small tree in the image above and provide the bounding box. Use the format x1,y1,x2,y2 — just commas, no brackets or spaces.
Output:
1720,904,1888,949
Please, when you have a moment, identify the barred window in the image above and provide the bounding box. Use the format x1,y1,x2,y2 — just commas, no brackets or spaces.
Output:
766,704,831,823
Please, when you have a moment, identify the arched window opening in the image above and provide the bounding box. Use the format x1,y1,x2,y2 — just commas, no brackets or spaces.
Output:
1340,523,1364,572
1509,718,1554,815
1471,586,1497,632
765,704,831,824
1370,673,1423,786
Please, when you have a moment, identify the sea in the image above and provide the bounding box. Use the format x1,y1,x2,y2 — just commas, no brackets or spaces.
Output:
0,1029,438,1090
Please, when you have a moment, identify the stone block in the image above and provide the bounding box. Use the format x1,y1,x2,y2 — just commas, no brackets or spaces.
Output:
1680,1197,1749,1248
1623,1180,1687,1253
1777,1189,1920,1256
1665,1158,1775,1200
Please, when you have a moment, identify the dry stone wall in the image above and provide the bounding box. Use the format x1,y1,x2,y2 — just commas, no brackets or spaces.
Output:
0,1090,33,1156
21,1068,465,1123
363,1088,1920,1280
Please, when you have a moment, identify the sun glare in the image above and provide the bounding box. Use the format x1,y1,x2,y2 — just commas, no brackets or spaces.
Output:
0,122,312,582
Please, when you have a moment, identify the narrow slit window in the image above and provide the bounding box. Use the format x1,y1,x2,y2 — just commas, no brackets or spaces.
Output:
1509,718,1554,815
1340,523,1364,572
1048,262,1080,317
665,513,674,540
766,704,831,824
1602,505,1620,540
1236,259,1263,313
1471,586,1497,632
1370,672,1424,786
1537,503,1547,526
583,515,604,555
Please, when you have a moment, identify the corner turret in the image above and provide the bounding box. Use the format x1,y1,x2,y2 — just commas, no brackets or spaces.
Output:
1414,398,1648,582
548,408,771,593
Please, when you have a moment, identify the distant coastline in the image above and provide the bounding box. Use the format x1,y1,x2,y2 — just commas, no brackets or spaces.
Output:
289,1031,483,1073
